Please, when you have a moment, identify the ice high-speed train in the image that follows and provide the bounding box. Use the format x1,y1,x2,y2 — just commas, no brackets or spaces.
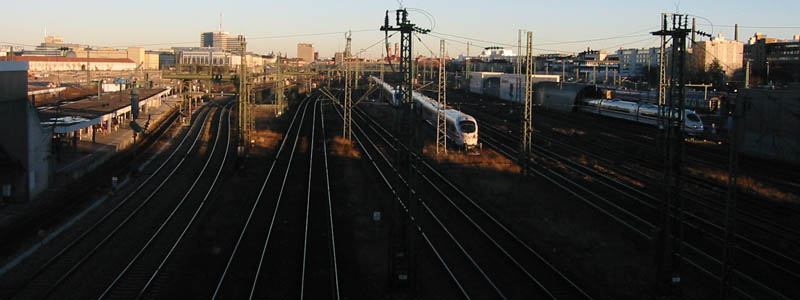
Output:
579,98,705,135
468,72,705,136
370,76,480,149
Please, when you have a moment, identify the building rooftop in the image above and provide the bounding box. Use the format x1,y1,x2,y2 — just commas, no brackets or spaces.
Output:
37,88,164,133
0,57,135,63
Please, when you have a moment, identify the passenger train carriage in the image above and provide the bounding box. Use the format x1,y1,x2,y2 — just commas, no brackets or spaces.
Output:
579,98,705,135
370,76,480,150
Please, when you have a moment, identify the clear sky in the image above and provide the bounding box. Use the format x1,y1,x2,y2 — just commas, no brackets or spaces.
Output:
2,0,799,58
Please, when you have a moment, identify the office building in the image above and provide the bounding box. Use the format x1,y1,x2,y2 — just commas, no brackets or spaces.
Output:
297,43,314,62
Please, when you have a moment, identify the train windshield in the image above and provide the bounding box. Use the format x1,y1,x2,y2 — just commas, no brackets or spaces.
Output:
460,121,476,133
686,113,700,122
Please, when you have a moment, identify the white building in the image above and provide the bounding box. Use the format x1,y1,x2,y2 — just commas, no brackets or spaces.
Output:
479,47,516,61
0,56,136,72
692,34,744,77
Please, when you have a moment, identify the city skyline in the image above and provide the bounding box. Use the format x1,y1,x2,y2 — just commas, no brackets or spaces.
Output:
2,0,799,59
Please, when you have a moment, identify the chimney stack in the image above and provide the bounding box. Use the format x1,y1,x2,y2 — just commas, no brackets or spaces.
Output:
394,43,399,57
691,18,696,45
735,24,739,41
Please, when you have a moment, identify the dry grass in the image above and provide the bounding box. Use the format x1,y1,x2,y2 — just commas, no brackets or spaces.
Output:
572,155,645,188
299,137,309,154
553,127,586,136
330,136,361,158
253,129,283,150
422,143,521,173
687,166,800,203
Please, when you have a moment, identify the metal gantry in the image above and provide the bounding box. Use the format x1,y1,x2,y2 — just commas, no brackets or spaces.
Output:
436,40,447,154
520,31,534,174
651,13,689,297
381,8,429,295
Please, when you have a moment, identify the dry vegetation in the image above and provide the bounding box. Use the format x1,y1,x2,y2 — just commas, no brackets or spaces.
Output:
573,155,646,188
422,143,521,173
553,127,586,136
687,167,800,203
253,129,283,150
329,136,361,159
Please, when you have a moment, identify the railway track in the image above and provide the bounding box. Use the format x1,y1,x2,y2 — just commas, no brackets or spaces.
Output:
460,101,797,299
2,99,227,299
212,95,340,299
98,101,234,299
328,99,591,299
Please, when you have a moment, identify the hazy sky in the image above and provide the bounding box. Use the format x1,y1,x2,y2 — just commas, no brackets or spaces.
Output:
2,0,799,58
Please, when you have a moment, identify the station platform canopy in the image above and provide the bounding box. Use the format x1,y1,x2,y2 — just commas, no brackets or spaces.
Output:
37,88,169,134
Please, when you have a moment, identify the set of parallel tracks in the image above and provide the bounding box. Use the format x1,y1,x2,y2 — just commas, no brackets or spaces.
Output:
2,99,231,299
325,98,591,299
456,98,798,299
212,95,340,300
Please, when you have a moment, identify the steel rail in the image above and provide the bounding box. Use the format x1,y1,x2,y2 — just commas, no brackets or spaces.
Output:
300,97,319,300
211,96,309,300
5,103,211,299
353,106,592,299
328,102,478,299
248,98,314,299
318,100,342,300
42,104,217,298
98,102,233,298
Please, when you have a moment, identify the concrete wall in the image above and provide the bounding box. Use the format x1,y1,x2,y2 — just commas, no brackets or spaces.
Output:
0,61,50,202
25,100,51,199
736,89,800,164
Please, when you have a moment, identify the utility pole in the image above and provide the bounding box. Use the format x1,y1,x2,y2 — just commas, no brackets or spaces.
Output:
719,92,740,300
464,42,470,93
87,49,91,86
515,30,523,103
652,13,690,298
238,41,249,153
276,56,285,114
520,31,534,174
436,40,447,154
381,9,429,296
343,61,352,140
744,60,750,89
343,32,353,140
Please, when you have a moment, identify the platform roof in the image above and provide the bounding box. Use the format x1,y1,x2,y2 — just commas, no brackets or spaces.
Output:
37,88,167,134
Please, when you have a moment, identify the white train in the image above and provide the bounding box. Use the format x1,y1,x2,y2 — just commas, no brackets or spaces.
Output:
370,76,480,150
579,98,705,135
466,72,705,136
